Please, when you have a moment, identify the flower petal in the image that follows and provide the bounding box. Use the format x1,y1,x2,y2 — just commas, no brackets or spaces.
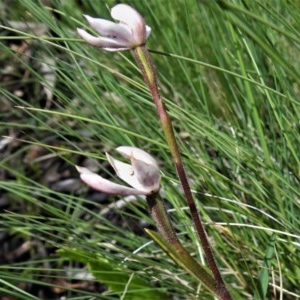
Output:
83,15,133,43
106,153,147,191
111,4,147,44
76,166,146,195
115,147,160,193
145,25,151,39
77,28,131,51
116,146,159,168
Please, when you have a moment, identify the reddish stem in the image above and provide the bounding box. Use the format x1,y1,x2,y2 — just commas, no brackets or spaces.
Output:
133,46,232,300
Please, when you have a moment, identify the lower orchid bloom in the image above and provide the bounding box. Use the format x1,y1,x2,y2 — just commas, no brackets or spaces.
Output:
76,146,160,196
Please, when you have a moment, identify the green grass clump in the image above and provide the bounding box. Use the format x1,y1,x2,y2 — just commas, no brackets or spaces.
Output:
0,0,299,299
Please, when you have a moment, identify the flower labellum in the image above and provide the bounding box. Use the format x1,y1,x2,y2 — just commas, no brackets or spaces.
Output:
76,146,160,196
77,4,151,51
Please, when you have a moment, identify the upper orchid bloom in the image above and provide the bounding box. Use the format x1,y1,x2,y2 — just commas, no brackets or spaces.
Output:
77,4,151,51
76,146,160,196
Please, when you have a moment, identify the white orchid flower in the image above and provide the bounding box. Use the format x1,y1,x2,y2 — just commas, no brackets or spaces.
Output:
76,146,160,196
77,4,151,51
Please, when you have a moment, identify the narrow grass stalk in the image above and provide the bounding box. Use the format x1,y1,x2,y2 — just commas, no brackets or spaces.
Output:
133,46,232,300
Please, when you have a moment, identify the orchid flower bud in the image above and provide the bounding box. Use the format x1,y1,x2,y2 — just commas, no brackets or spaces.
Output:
76,146,160,196
77,4,151,51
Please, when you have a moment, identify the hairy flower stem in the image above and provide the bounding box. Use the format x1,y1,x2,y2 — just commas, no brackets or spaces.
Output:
133,46,232,300
146,192,222,296
146,192,179,244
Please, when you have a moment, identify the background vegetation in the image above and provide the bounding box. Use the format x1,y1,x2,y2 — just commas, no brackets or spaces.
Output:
1,0,300,299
